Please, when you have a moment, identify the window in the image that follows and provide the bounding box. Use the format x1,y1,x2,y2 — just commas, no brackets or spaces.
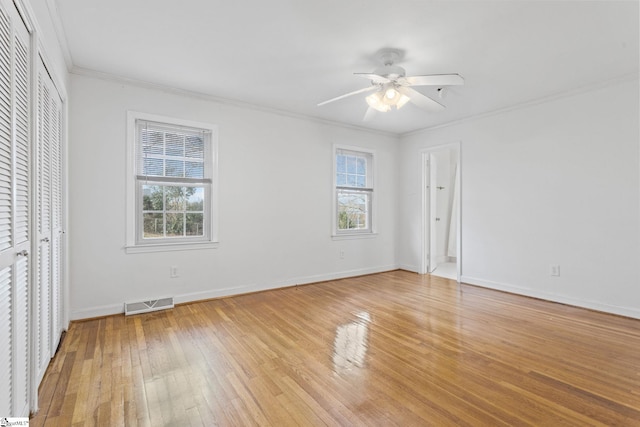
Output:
334,146,375,236
126,112,218,252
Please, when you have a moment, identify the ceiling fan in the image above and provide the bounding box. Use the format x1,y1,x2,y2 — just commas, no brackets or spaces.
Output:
318,48,464,120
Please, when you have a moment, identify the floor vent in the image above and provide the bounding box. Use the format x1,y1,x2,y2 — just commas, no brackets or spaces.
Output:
125,297,174,316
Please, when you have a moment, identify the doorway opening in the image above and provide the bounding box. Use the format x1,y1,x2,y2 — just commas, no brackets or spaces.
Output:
421,144,461,281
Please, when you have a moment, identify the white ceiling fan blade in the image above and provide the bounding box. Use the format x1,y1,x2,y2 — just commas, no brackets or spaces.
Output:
362,107,376,122
398,86,445,112
317,85,378,106
354,73,390,84
401,74,464,87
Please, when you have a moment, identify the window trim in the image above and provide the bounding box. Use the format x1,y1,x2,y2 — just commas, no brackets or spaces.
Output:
332,144,377,238
125,111,219,253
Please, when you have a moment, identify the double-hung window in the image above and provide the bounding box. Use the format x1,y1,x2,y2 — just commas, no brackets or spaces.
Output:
126,112,218,252
334,146,375,236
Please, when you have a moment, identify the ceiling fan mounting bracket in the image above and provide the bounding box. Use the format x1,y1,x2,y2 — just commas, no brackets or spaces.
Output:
375,48,403,66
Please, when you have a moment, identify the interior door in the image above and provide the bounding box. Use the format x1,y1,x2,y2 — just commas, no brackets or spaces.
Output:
0,0,31,416
428,154,438,273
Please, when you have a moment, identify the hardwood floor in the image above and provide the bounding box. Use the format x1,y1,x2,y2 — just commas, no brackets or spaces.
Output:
31,270,640,426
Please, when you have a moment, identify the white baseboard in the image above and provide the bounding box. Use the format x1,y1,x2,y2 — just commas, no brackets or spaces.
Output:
70,302,125,320
461,275,640,320
69,269,640,321
398,264,420,273
177,264,400,304
70,264,399,320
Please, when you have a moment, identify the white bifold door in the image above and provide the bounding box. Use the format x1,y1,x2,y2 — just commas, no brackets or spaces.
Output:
0,0,65,416
34,56,64,389
0,0,31,417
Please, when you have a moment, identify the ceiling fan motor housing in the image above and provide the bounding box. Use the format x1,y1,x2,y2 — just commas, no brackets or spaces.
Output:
374,64,406,80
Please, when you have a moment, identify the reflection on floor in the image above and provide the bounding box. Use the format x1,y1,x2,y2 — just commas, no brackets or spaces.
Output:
32,270,640,425
431,261,457,280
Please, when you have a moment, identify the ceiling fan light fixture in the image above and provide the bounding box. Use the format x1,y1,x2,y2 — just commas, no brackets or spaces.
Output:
317,48,463,116
384,87,398,99
366,92,391,112
372,84,411,111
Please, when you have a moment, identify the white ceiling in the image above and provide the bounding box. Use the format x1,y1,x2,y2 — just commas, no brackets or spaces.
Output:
53,0,639,135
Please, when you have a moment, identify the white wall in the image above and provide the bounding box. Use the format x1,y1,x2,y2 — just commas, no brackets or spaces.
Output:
68,74,399,319
399,77,640,319
68,68,640,321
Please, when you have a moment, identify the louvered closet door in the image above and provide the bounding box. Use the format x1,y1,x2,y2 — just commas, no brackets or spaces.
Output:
35,64,49,382
35,56,63,384
35,60,50,382
47,62,63,354
0,0,31,417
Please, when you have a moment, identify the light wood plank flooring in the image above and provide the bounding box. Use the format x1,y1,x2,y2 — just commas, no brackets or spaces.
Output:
31,270,640,426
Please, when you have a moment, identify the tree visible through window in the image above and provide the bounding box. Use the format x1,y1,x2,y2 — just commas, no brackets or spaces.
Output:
335,148,373,234
142,185,204,238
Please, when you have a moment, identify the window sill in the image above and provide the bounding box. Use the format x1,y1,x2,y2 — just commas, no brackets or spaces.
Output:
125,241,219,254
331,232,378,241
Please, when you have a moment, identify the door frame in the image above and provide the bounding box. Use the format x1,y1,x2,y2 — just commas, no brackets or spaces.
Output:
420,142,461,281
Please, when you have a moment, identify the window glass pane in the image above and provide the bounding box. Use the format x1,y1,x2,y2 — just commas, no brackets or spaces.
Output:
166,213,184,237
337,191,369,230
141,129,163,155
165,186,186,211
142,185,163,211
346,156,357,174
185,135,204,159
185,161,204,178
143,157,163,176
143,213,164,238
356,175,366,187
336,155,346,173
186,187,204,211
165,133,184,157
186,213,204,236
347,174,357,186
336,173,346,186
357,157,366,175
165,159,185,177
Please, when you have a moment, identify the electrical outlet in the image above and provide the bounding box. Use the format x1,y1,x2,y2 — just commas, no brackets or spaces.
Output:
339,249,345,259
170,266,179,278
550,264,560,277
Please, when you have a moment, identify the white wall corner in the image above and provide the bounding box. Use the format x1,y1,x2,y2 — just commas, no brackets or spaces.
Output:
44,0,74,69
398,264,420,273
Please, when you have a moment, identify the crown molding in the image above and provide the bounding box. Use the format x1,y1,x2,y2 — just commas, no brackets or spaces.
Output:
69,66,400,139
401,71,640,139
